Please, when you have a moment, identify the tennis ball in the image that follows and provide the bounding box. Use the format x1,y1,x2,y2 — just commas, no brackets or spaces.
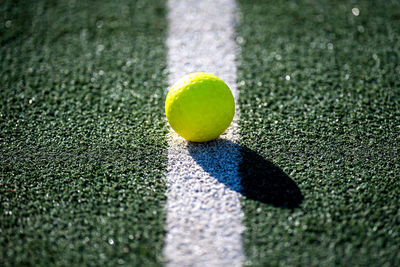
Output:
165,72,235,142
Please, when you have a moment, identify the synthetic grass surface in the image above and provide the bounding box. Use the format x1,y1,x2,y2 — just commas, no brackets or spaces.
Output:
2,0,400,266
0,0,168,266
237,0,400,266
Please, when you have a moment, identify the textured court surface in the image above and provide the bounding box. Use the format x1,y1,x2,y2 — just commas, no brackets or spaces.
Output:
1,0,400,266
238,0,400,266
1,1,169,266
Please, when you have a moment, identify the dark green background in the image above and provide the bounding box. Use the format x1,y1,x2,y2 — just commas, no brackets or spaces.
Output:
238,0,399,266
1,0,168,266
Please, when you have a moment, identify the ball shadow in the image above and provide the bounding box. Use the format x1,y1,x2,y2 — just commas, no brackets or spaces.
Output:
188,139,303,208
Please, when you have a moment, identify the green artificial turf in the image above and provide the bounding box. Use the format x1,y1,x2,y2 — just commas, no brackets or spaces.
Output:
0,0,168,266
2,0,400,266
237,0,400,266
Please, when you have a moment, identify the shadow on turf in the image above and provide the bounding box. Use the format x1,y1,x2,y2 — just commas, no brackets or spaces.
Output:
188,139,303,208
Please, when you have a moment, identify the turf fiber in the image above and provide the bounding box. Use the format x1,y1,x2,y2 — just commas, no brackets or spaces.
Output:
237,0,400,266
0,0,168,266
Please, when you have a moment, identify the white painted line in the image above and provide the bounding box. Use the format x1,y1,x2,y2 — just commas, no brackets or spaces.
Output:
164,0,243,266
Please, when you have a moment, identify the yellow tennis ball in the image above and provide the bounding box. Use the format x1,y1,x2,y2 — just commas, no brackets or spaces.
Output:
165,72,235,142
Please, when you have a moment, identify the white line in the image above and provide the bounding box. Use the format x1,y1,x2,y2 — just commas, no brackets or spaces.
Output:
164,0,243,266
